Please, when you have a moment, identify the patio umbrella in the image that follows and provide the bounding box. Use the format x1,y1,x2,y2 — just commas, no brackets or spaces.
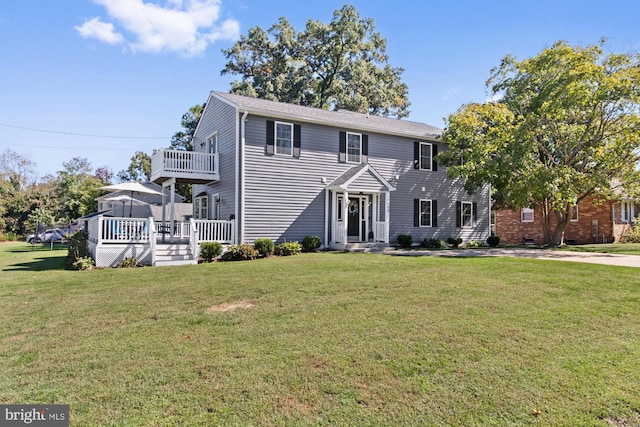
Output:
103,194,149,217
99,182,166,217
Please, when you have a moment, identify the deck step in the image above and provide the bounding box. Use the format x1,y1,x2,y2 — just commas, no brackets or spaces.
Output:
153,243,197,266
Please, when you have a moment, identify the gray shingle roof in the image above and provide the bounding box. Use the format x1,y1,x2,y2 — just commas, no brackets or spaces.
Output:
212,91,442,140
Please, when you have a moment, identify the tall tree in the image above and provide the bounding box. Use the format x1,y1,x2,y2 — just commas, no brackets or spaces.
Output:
439,40,640,246
221,5,410,118
116,151,152,183
170,104,204,151
56,157,104,221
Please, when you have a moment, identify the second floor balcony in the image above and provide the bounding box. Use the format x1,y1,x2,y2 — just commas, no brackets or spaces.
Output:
150,149,220,184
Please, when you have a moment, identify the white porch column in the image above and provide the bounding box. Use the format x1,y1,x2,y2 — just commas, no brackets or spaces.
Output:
372,193,378,241
324,188,329,249
384,191,390,243
342,190,349,244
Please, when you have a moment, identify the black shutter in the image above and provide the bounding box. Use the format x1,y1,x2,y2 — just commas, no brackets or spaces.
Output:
432,200,438,227
362,134,368,164
473,202,478,226
414,142,420,169
339,131,347,163
266,120,275,155
414,199,420,227
293,124,301,158
432,144,438,171
456,201,462,227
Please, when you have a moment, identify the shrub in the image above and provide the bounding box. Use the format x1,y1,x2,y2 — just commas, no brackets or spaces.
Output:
66,230,89,268
397,234,413,248
302,235,322,252
421,238,446,249
447,237,463,248
274,241,302,256
221,244,258,261
464,240,482,248
487,235,501,247
253,238,275,257
620,222,640,243
72,256,94,271
118,257,139,268
200,241,223,262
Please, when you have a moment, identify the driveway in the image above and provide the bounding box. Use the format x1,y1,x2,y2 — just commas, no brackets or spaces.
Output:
385,247,640,268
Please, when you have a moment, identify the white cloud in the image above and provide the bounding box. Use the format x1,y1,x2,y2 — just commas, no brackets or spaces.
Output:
76,0,240,56
75,17,124,45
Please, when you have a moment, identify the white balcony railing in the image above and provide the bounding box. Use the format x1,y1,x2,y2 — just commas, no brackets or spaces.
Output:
150,149,219,183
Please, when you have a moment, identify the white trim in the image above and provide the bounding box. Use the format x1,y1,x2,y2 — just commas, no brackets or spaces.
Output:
418,199,433,227
346,132,362,164
274,121,294,156
521,207,534,223
570,205,578,222
461,201,473,228
206,132,218,154
239,110,248,243
419,142,432,171
327,164,396,192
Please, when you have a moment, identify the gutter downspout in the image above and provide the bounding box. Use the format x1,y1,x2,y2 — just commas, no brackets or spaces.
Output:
237,110,248,244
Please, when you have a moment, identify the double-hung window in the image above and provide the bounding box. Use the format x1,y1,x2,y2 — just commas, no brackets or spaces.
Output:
419,199,432,227
347,132,361,163
275,122,293,156
621,201,632,222
207,133,218,154
461,202,473,228
419,142,432,171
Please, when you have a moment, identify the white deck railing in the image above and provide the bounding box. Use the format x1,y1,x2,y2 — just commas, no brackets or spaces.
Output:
98,217,152,243
374,221,387,242
151,149,218,180
193,219,235,244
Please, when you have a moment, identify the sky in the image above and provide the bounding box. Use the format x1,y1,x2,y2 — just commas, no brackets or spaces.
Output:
1,0,639,179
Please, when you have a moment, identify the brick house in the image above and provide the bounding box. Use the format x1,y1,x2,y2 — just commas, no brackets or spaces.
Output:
495,196,637,245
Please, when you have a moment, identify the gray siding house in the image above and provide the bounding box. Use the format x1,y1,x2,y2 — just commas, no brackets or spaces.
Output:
187,91,490,249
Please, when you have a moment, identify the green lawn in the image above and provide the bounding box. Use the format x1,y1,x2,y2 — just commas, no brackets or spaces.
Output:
1,242,639,426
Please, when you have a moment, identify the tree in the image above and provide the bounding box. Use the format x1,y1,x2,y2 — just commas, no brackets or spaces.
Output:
170,104,204,151
0,149,35,191
439,40,640,246
116,151,152,183
56,157,104,221
221,5,410,118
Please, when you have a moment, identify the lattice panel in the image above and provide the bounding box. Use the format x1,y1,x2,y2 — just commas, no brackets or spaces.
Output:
94,244,152,267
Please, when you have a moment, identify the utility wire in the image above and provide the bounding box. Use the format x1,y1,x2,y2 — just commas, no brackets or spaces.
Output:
0,123,169,139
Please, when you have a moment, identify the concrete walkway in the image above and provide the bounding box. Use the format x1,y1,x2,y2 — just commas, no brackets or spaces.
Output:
385,247,640,268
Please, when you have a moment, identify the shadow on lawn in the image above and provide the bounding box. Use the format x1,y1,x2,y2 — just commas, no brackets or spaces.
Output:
3,245,68,272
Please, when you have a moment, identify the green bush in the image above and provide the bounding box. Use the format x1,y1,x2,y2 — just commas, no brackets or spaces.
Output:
447,237,463,248
487,235,501,247
66,230,89,268
221,244,258,261
421,238,446,249
620,222,640,243
72,256,94,271
274,241,302,256
464,240,482,248
200,241,223,262
301,235,322,252
253,238,275,257
118,257,139,268
397,234,413,248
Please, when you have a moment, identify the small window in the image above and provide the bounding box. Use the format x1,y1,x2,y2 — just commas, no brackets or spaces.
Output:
194,195,208,219
419,142,432,171
521,208,534,223
347,132,361,163
275,122,293,156
570,205,578,222
461,202,473,228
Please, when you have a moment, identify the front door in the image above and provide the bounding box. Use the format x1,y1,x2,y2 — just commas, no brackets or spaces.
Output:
347,198,360,240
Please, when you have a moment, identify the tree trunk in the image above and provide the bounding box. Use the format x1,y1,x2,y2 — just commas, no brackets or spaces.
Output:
541,201,572,246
